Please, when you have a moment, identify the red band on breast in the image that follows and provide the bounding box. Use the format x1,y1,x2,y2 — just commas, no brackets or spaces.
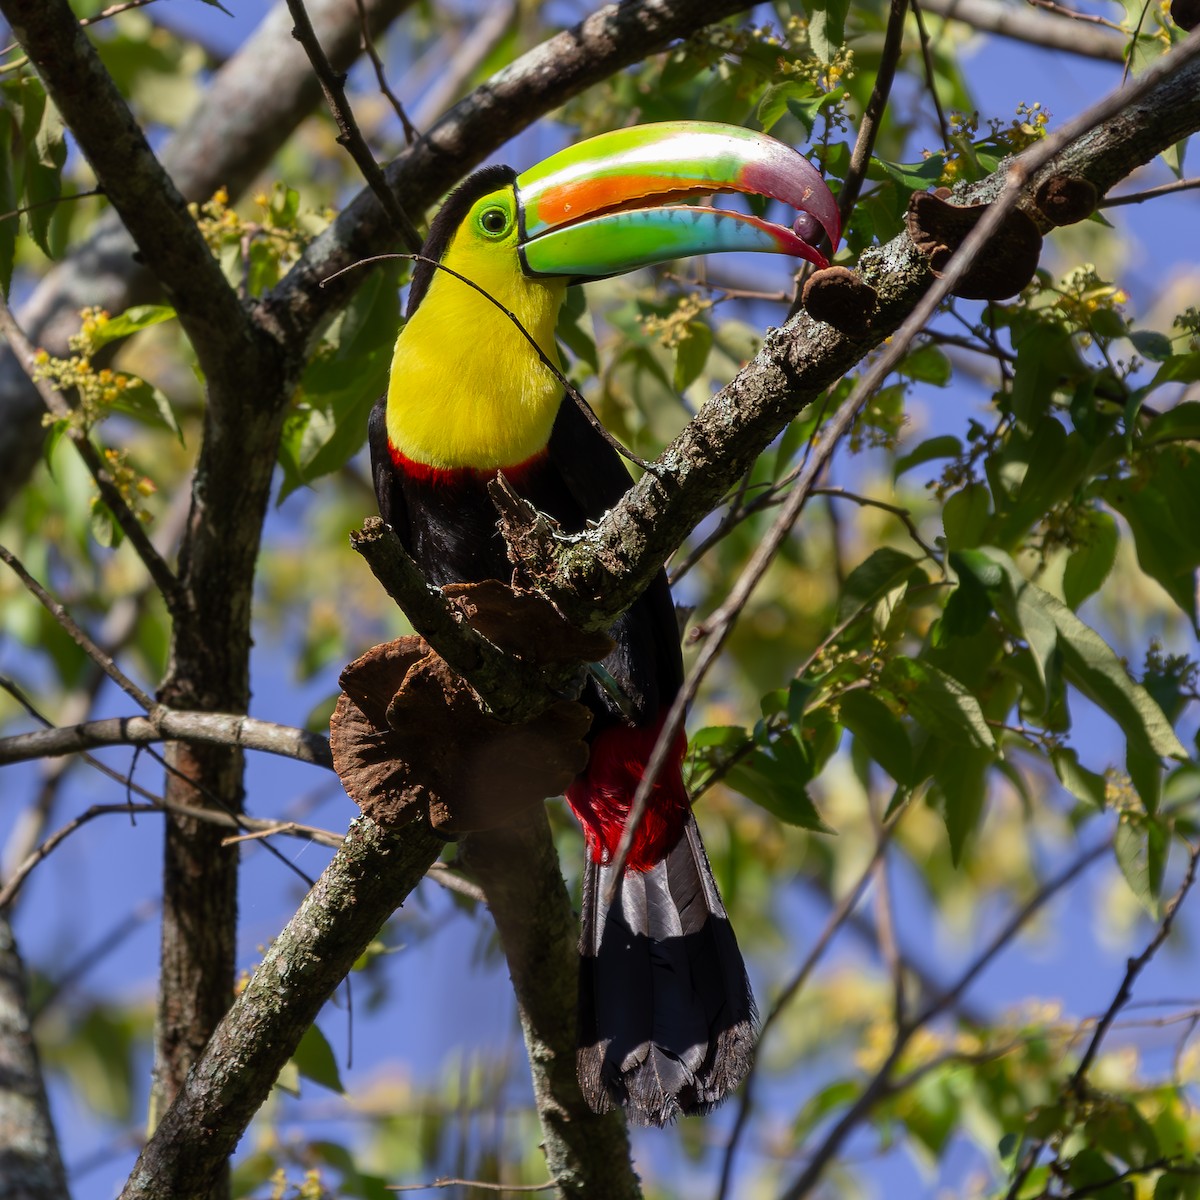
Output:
388,442,548,489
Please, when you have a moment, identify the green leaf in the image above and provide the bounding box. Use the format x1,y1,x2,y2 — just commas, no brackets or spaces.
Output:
108,375,184,441
898,343,952,386
869,156,949,191
1052,747,1108,809
941,550,1001,640
21,82,66,257
290,1023,344,1094
1103,449,1200,631
942,483,990,551
888,657,997,752
757,81,808,132
1129,329,1174,361
837,690,913,785
978,549,1187,765
805,0,851,62
1064,1148,1125,1200
1143,400,1200,446
933,743,992,862
1115,814,1169,913
279,262,401,499
837,547,919,623
1148,352,1200,388
673,320,713,392
86,304,178,351
0,109,15,294
556,287,598,372
895,434,961,479
1062,510,1119,609
725,734,835,831
779,86,847,139
1009,324,1080,429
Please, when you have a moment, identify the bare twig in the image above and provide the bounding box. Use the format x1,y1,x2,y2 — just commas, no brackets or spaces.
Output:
1101,176,1200,206
838,0,909,227
0,804,161,909
0,543,156,711
285,0,423,250
716,828,896,1200
389,1179,555,1193
909,0,951,148
1025,0,1127,31
0,187,104,225
779,838,1109,1200
353,0,418,143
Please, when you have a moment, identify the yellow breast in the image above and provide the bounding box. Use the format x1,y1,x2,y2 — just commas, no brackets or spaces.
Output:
386,228,567,471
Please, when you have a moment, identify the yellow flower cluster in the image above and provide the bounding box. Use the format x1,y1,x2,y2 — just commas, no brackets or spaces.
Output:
32,307,135,432
639,292,714,349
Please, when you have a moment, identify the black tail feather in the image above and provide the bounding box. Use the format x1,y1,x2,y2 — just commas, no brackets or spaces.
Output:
577,813,756,1126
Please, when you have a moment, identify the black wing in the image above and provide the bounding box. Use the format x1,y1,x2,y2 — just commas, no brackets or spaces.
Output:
547,395,684,724
368,392,411,549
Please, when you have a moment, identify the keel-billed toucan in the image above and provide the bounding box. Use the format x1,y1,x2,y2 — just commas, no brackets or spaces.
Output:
369,121,840,1125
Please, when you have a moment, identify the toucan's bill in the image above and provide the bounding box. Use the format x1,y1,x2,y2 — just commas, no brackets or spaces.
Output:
512,120,840,279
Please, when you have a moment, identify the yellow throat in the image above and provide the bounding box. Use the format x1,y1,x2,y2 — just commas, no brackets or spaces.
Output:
386,212,567,472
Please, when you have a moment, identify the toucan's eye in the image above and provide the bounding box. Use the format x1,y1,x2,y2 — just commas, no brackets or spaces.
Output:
478,205,511,236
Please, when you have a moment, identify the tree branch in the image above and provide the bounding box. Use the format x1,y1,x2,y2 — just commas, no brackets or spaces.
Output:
500,33,1200,637
0,710,333,769
461,813,643,1200
0,0,260,394
0,915,69,1200
0,0,415,512
284,0,423,250
917,0,1126,61
118,817,446,1200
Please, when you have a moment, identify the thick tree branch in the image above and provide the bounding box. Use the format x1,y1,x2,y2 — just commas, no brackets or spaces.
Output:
499,35,1200,636
918,0,1126,61
0,0,260,396
118,817,446,1200
0,916,68,1200
0,0,414,512
462,814,642,1200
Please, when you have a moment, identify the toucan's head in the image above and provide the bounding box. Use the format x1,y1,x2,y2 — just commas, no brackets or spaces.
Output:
388,123,838,472
405,121,840,318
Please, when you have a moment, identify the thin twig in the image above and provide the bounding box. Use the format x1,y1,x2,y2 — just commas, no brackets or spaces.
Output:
389,1177,556,1193
1026,0,1128,33
0,0,158,57
1002,841,1200,1200
838,0,909,227
353,0,417,143
910,0,951,148
778,837,1110,1200
0,544,156,711
1101,176,1200,206
285,0,423,251
0,292,184,613
0,804,160,909
0,187,104,225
